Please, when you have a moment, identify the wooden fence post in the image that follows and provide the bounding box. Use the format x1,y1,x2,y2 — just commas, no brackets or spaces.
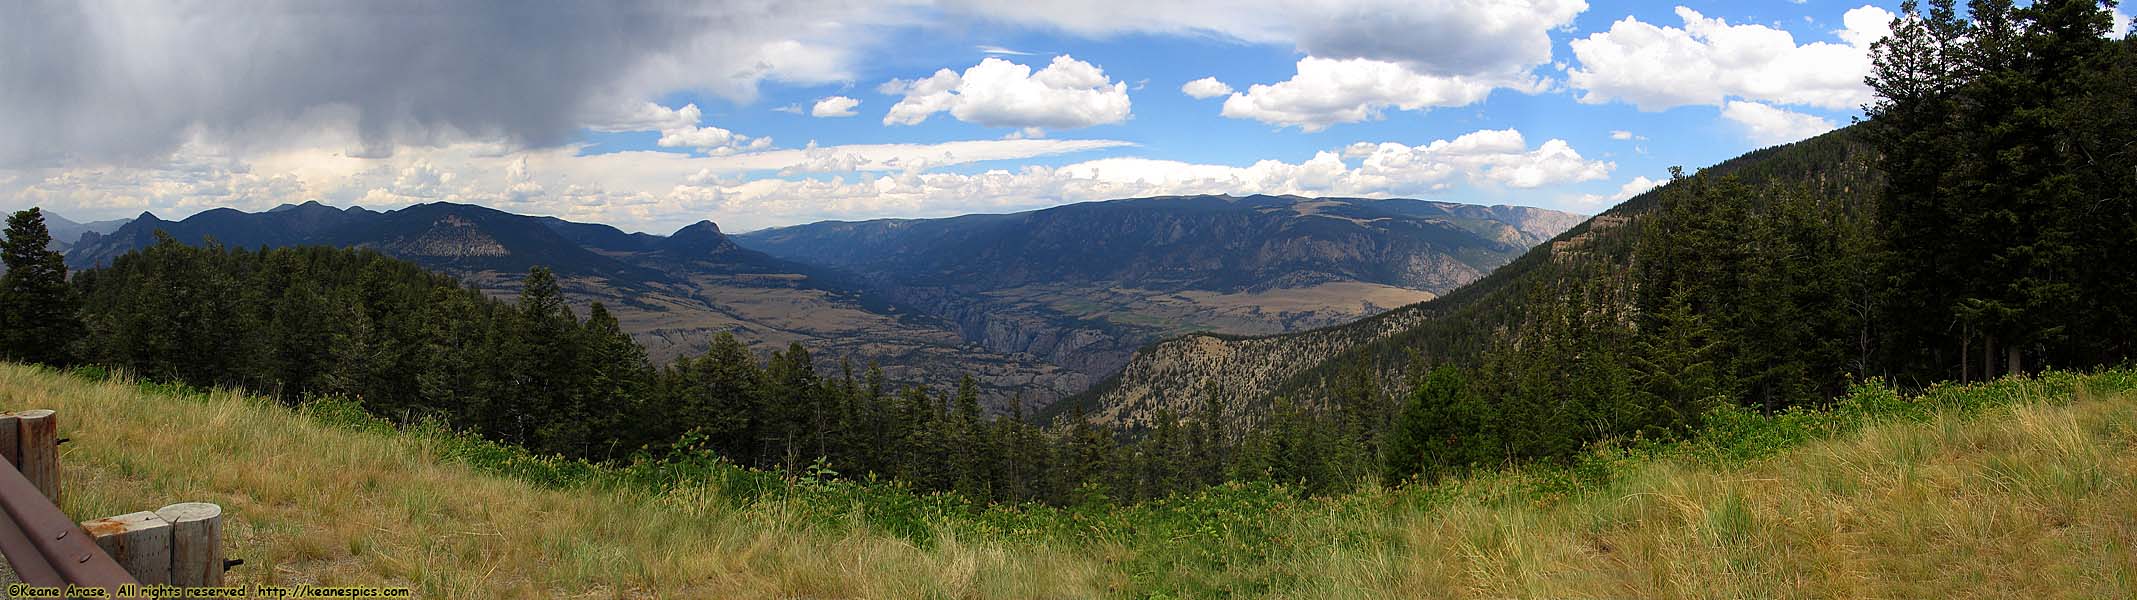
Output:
156,503,223,588
16,409,57,502
0,412,18,467
82,511,173,585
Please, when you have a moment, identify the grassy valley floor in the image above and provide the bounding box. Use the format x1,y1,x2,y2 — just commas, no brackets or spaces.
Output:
2,362,2132,598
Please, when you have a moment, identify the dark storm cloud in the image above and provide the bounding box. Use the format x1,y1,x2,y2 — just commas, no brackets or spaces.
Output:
0,0,830,166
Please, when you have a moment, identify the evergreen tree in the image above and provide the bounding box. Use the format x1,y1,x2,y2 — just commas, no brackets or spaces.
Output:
950,375,991,499
761,343,824,471
990,394,1038,502
1185,388,1228,487
684,333,764,463
1380,364,1470,484
1630,285,1723,434
1138,407,1189,499
577,302,650,460
411,285,483,425
1,208,85,365
513,266,584,453
859,363,891,476
1868,0,1972,384
1329,357,1393,469
1867,0,2132,383
1061,407,1119,507
900,386,954,490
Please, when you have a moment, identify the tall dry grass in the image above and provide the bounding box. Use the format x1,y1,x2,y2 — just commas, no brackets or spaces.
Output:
1273,383,2137,599
0,363,1108,598
5,361,2132,598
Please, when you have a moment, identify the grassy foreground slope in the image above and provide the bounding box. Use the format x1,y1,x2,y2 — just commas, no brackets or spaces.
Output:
0,363,1099,598
4,361,2135,598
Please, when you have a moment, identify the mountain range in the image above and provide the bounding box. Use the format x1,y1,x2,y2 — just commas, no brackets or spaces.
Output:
54,195,1581,409
37,211,130,252
735,195,1581,381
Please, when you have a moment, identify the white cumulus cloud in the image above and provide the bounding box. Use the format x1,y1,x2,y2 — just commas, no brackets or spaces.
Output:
811,96,861,117
586,104,776,155
1720,100,1836,145
1567,5,1893,111
1338,129,1612,189
588,103,704,133
1575,174,1663,206
657,125,774,155
882,55,1132,132
1219,57,1536,131
1180,77,1234,99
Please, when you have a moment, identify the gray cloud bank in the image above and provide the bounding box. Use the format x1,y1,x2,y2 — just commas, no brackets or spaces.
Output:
0,0,870,166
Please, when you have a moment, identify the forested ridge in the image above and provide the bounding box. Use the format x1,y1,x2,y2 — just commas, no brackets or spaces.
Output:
1065,0,2132,488
1054,131,1885,430
1,0,2131,505
1293,0,2134,486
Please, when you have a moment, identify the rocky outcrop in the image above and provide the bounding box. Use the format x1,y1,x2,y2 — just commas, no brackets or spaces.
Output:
1081,303,1441,429
391,215,511,257
657,220,744,257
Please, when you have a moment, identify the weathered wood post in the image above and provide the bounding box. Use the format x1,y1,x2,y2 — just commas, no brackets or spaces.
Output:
16,409,58,502
0,411,19,466
82,511,173,584
156,502,224,587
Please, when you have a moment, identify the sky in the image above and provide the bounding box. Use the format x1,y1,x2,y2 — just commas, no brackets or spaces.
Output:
3,1,2130,234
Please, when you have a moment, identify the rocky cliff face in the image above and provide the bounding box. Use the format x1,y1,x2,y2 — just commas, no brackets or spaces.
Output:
35,211,131,253
1071,301,1444,429
392,214,511,257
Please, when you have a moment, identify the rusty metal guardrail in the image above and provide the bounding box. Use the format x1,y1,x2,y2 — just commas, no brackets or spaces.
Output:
0,410,140,598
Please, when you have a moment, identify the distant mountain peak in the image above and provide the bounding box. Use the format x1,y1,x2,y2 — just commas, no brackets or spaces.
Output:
38,210,81,226
659,220,740,257
267,200,332,213
675,220,722,236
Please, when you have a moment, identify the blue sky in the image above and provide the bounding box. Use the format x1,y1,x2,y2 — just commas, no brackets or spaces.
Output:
4,1,2123,233
651,0,1851,165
